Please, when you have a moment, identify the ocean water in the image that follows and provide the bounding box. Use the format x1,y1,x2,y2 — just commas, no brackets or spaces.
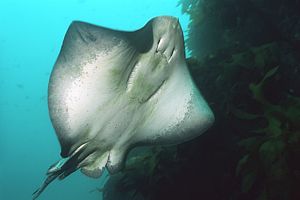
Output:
0,1,189,199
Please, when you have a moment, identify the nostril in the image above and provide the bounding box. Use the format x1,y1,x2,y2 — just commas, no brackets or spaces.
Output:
170,47,176,59
156,38,161,53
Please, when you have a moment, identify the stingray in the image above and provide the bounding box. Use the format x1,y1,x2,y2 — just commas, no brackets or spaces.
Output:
33,16,214,199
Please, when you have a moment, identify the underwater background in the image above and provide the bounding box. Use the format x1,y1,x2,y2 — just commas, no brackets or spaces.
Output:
1,0,300,200
0,1,188,199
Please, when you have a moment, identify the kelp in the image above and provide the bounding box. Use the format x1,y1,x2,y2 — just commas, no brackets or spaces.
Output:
187,41,300,199
102,146,179,200
235,66,300,200
178,0,300,199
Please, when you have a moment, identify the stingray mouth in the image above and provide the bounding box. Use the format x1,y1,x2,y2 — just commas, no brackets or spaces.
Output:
125,44,170,103
144,80,166,102
125,54,168,103
126,60,140,92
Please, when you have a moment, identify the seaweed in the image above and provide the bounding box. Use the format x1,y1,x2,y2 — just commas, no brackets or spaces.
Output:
235,66,300,200
102,146,180,200
178,1,300,199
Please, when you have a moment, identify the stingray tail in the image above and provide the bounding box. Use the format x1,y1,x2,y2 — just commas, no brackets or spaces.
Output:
32,170,61,200
32,144,89,199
